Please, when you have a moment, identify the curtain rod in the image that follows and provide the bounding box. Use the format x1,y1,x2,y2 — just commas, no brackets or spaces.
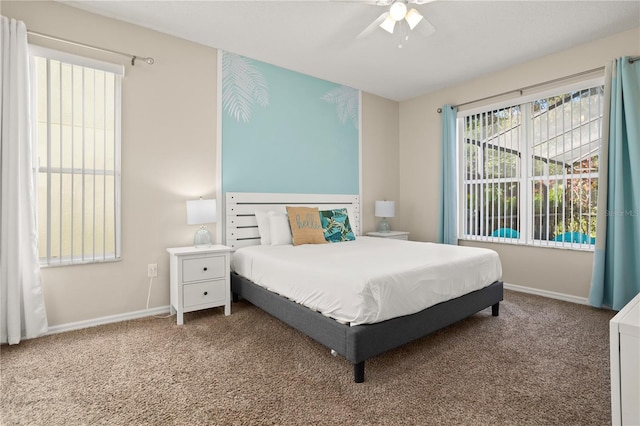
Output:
27,30,154,66
437,65,604,113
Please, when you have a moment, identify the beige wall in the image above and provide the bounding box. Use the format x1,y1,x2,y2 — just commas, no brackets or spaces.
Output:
361,93,400,233
398,27,640,299
6,0,635,325
4,0,218,326
2,1,400,327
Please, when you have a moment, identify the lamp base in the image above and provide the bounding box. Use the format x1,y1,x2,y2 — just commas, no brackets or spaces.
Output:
377,217,391,233
194,226,212,247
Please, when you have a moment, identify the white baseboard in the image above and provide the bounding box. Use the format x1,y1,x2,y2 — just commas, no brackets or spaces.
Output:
504,282,589,305
47,305,172,336
44,285,588,336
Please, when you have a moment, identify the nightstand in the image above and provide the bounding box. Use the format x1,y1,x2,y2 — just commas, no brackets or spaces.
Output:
167,245,232,325
366,231,410,240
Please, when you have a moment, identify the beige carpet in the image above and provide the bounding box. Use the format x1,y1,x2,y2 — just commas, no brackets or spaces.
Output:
0,290,615,425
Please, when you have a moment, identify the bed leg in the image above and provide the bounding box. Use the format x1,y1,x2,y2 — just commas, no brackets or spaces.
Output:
354,362,365,383
232,292,239,303
492,302,500,317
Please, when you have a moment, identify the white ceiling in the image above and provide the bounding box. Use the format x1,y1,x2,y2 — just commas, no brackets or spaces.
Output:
60,0,640,102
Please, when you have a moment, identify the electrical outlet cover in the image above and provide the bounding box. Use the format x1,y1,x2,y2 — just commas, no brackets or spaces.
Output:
147,264,158,278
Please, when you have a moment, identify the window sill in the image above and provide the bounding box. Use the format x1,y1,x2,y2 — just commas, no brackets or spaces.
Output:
459,238,595,252
40,256,122,268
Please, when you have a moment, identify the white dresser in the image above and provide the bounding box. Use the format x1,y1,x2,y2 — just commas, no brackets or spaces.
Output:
167,245,232,325
610,291,640,425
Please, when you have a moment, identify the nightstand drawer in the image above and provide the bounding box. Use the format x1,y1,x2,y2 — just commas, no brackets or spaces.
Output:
366,231,410,240
387,235,409,240
182,256,226,283
183,280,226,308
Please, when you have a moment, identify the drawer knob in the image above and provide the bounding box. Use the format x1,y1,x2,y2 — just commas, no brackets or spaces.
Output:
203,267,208,271
204,291,208,296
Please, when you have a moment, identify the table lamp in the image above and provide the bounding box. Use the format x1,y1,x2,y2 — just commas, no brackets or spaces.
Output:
375,200,395,233
186,198,216,247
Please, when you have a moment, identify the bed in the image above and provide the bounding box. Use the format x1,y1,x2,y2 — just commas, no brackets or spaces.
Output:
225,192,504,383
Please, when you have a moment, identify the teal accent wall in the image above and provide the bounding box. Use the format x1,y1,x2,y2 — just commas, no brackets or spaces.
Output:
221,52,359,195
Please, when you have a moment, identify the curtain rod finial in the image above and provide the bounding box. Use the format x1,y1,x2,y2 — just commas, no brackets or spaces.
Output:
131,56,154,66
437,107,442,113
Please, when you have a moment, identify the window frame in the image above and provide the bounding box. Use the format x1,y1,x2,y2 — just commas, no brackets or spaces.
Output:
456,76,604,251
29,45,124,266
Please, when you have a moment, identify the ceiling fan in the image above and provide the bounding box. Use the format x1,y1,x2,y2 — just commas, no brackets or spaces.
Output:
357,0,437,47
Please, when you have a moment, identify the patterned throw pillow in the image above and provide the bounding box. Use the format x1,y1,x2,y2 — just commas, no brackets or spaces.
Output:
286,206,327,246
320,208,356,243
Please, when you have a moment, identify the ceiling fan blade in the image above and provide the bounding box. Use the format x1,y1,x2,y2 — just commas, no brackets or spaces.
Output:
356,11,389,39
410,0,438,4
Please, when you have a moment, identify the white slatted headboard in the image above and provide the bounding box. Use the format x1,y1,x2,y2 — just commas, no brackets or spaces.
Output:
225,192,360,249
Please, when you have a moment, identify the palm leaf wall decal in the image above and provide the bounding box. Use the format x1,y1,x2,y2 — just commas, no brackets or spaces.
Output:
321,85,359,129
222,52,269,123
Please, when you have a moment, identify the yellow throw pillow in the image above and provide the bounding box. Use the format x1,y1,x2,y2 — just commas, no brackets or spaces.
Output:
286,206,327,246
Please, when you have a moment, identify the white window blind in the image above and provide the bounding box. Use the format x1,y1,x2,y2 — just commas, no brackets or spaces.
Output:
459,84,603,249
30,46,123,265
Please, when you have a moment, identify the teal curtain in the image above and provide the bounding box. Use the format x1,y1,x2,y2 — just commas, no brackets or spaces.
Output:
437,105,458,245
589,57,640,310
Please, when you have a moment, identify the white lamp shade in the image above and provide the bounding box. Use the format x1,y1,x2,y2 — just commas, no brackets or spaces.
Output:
186,199,217,225
379,16,396,34
375,200,395,218
405,8,423,30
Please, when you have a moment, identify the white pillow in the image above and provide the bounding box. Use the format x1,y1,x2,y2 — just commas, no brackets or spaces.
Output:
268,211,292,245
254,210,271,245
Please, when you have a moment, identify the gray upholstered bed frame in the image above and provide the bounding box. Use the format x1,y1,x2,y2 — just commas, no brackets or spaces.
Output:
232,273,503,382
225,192,503,382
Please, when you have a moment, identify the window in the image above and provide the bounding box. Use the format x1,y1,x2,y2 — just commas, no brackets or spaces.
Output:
459,83,603,249
30,47,123,265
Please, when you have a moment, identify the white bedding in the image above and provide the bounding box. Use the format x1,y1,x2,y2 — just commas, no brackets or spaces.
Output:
231,237,502,326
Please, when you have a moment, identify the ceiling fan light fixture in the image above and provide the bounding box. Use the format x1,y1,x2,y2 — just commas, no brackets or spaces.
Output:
379,16,396,34
405,8,424,30
389,2,408,21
